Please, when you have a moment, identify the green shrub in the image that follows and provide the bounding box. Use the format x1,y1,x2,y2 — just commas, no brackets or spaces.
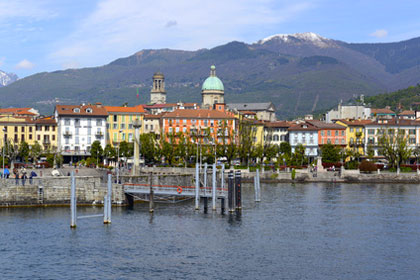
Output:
291,169,296,180
345,161,359,170
359,160,377,173
270,173,278,179
389,166,413,173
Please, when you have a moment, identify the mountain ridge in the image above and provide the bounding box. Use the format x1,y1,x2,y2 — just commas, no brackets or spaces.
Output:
1,32,420,118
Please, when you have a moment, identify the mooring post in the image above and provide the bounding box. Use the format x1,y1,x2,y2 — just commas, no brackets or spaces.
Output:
235,170,242,210
103,196,108,223
221,164,225,190
221,198,225,215
104,173,112,224
212,163,217,211
203,163,207,196
195,163,200,210
70,172,76,228
203,197,208,213
149,172,154,213
228,170,234,213
255,169,261,202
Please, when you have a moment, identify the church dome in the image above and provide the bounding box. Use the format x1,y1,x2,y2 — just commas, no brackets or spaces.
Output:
202,65,224,92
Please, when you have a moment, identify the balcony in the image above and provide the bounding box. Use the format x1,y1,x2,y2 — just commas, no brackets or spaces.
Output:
43,139,51,144
63,131,72,137
95,131,104,138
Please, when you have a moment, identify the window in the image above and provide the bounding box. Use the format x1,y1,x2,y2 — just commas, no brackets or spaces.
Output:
75,119,80,127
45,126,49,131
21,127,24,132
409,129,416,135
65,138,69,144
150,125,154,130
204,120,208,126
176,119,180,124
321,130,324,136
183,119,187,125
96,119,102,126
350,127,354,132
37,135,40,141
88,127,91,135
350,138,354,144
128,124,133,129
341,139,345,144
86,108,92,113
145,124,149,130
113,115,117,122
169,127,173,133
175,127,180,133
87,137,91,144
73,108,80,113
183,127,187,133
29,127,32,132
335,130,338,136
52,135,55,141
356,128,360,132
29,134,32,140
75,137,79,144
327,139,331,144
52,126,55,131
368,137,374,144
128,133,133,142
113,133,117,142
122,133,126,140
341,130,344,136
113,123,117,129
87,119,91,126
121,123,125,129
21,135,25,142
210,120,214,127
409,137,416,144
368,129,375,135
327,130,331,136
75,127,79,135
65,119,70,125
14,127,18,132
273,135,279,141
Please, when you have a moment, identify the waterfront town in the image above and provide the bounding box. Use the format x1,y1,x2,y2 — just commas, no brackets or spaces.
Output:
1,65,420,172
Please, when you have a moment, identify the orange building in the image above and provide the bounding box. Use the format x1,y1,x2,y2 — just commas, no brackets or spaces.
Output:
307,120,346,146
162,108,236,144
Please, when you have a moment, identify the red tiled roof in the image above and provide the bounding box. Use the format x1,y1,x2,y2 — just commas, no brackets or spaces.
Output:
288,122,319,131
34,116,57,125
55,104,108,117
240,111,257,115
0,108,37,116
365,119,420,126
143,103,177,109
163,109,235,119
264,121,292,128
144,114,162,119
307,120,346,129
398,110,415,116
104,105,145,114
335,119,373,126
371,108,395,114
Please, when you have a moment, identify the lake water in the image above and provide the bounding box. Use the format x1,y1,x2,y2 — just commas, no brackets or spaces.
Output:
1,183,420,280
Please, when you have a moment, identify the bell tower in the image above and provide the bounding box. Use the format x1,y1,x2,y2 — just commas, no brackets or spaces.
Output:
150,72,166,104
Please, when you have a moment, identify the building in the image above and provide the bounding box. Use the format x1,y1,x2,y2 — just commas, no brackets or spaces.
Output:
201,65,224,109
150,72,166,104
143,102,199,115
398,110,415,120
288,122,319,157
335,119,372,155
263,121,291,146
364,119,419,157
34,116,58,151
227,102,276,122
104,105,145,146
143,114,162,136
0,115,36,148
55,103,108,161
0,107,39,118
162,108,236,144
324,103,370,123
370,108,396,120
307,120,346,147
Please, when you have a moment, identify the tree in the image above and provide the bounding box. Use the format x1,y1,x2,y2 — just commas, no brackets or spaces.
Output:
30,141,43,163
103,144,116,163
378,128,412,168
90,140,104,163
237,120,256,165
264,144,278,162
279,142,291,156
290,144,308,166
119,141,133,158
18,141,30,162
320,143,341,163
366,144,375,160
140,133,157,163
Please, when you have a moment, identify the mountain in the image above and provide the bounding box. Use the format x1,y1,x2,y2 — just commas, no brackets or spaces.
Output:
1,32,420,118
0,70,18,87
364,84,420,110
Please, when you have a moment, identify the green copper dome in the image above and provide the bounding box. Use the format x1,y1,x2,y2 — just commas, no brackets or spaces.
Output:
202,65,224,92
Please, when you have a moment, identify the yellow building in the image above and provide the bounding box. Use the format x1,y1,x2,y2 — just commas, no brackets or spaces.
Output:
0,115,57,151
104,105,145,146
34,117,58,151
335,119,371,155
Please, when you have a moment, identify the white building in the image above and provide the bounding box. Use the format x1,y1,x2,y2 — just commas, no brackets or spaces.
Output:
324,103,371,123
264,121,291,146
288,122,319,157
55,103,108,161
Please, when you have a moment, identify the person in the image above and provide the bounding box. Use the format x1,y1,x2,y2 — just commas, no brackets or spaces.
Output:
15,172,19,185
29,171,37,184
3,166,10,178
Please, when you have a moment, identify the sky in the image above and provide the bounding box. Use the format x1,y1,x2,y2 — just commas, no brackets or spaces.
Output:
1,0,420,78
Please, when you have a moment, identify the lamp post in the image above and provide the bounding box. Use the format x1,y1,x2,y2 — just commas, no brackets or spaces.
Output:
116,129,122,183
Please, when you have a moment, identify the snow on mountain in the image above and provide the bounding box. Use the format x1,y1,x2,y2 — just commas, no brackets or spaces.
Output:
257,32,333,48
0,70,18,87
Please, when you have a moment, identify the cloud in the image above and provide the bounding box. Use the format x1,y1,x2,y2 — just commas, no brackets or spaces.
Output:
0,0,56,21
165,20,177,28
15,59,35,69
49,0,314,68
370,29,388,38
